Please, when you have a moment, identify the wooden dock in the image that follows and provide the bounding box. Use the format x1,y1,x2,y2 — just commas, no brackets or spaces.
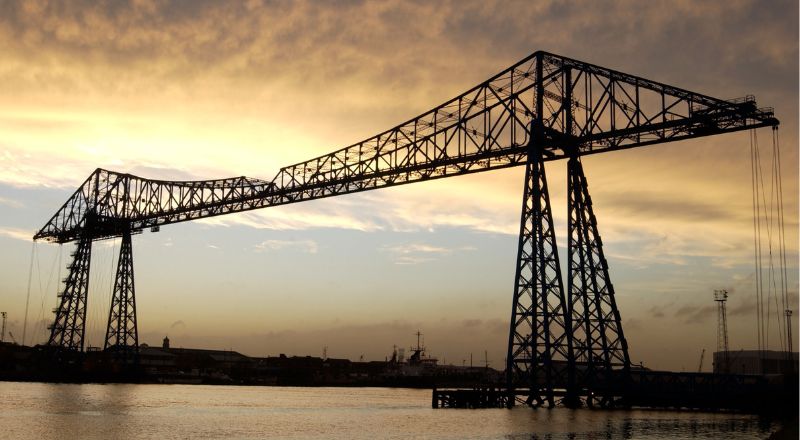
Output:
431,371,798,414
432,387,512,408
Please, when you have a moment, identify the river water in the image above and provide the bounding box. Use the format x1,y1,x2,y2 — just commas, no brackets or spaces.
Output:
0,382,780,439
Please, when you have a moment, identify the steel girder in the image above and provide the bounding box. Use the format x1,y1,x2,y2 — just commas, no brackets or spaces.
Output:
34,51,778,244
104,229,139,354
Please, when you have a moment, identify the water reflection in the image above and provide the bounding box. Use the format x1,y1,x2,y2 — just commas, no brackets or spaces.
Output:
0,382,779,439
503,406,772,439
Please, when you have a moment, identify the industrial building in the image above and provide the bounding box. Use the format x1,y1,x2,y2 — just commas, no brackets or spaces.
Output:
713,350,798,375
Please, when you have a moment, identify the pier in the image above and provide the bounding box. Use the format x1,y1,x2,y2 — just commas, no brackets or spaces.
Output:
433,370,798,413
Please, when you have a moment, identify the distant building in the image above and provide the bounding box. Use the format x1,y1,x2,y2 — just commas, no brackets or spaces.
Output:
162,336,170,349
713,350,798,374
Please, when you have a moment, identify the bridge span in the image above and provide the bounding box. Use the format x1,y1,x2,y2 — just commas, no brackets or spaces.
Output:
33,50,780,408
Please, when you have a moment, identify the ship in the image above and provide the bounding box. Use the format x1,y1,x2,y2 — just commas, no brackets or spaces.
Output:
387,331,439,377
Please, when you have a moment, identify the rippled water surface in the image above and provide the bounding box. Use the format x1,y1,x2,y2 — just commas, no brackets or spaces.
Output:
0,382,779,439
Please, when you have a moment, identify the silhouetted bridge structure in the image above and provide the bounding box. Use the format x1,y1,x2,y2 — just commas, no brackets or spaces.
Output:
34,51,783,409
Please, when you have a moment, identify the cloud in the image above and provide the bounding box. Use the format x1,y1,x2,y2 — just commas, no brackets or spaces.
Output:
0,0,797,373
675,304,717,325
190,173,523,236
624,318,643,331
254,239,318,254
197,197,384,233
0,227,33,242
391,255,434,266
729,295,757,317
0,140,236,189
173,317,512,363
648,306,665,319
170,320,186,330
0,1,795,263
729,290,799,317
382,242,475,265
603,191,740,224
384,243,452,255
124,164,205,182
1,1,795,103
0,196,23,208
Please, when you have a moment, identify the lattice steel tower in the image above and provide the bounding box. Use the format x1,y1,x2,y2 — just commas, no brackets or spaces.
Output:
566,156,630,405
104,228,139,358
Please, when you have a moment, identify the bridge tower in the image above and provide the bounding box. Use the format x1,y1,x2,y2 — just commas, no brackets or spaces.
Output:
48,234,93,351
47,224,140,356
506,130,573,408
505,141,631,408
566,156,630,405
43,171,142,355
104,228,139,359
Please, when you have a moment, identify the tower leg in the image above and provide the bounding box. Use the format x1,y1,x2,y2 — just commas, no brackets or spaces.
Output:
48,234,93,351
104,229,139,359
566,156,630,404
506,149,573,408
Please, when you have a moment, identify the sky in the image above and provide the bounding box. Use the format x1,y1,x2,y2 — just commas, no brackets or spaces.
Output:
0,0,797,372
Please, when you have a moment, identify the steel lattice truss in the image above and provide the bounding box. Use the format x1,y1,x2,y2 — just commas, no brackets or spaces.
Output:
104,230,138,352
47,234,92,350
567,156,630,404
506,147,572,408
34,51,776,243
34,51,778,404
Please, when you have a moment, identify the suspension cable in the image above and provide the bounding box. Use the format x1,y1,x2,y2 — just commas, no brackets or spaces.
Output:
749,126,791,359
35,244,62,345
750,129,764,354
22,241,35,346
766,128,784,351
754,128,778,351
755,128,779,351
773,127,790,352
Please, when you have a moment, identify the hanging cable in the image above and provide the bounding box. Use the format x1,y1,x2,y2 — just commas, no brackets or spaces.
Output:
755,128,778,352
88,240,109,349
766,127,784,351
750,129,764,354
755,128,778,351
36,244,63,345
105,238,118,347
773,127,790,353
22,242,35,346
750,126,791,360
33,242,49,344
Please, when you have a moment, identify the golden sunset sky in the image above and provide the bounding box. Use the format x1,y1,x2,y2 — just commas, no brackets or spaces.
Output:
0,0,797,370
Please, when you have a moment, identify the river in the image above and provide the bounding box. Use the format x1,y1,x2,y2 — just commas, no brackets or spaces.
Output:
0,382,781,439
